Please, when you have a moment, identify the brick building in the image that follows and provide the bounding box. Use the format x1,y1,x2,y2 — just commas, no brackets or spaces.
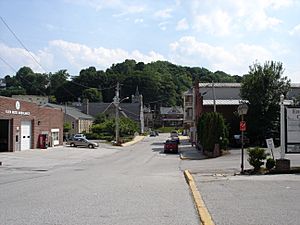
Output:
0,96,63,152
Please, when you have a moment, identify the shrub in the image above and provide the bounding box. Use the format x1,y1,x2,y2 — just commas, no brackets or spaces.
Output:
157,127,178,133
266,158,276,170
197,112,229,152
247,147,267,171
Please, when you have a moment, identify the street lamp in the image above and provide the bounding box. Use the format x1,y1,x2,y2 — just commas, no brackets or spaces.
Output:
237,102,249,174
114,96,129,145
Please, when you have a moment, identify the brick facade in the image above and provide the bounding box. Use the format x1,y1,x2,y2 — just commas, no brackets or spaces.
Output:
0,96,63,152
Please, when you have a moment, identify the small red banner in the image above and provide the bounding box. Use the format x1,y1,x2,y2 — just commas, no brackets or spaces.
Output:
240,121,246,131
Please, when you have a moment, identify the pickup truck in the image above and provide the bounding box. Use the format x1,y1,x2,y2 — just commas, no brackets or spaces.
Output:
164,139,178,153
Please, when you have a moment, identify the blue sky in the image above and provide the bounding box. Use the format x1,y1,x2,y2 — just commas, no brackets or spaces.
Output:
0,0,300,82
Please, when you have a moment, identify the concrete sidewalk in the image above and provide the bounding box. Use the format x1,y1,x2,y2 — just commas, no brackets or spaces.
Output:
179,139,207,160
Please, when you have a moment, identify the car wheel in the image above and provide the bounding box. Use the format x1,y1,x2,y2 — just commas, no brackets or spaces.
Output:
70,143,75,147
88,144,93,149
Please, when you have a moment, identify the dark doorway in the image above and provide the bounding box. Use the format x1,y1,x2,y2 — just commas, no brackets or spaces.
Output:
0,120,9,152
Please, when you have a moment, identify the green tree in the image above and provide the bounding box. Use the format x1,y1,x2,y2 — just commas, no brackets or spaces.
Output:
48,70,69,95
197,112,229,152
82,88,102,102
63,122,71,133
240,61,290,145
15,66,48,95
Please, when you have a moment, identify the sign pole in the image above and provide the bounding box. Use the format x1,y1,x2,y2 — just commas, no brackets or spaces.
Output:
280,94,285,159
241,115,244,173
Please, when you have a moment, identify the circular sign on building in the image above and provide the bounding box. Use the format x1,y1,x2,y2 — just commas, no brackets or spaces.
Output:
16,101,20,110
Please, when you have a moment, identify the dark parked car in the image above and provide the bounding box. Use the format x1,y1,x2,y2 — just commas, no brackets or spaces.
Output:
164,139,178,154
67,137,98,148
231,134,250,147
170,130,180,144
149,131,156,137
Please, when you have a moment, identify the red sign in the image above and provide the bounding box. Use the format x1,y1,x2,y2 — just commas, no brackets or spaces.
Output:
240,121,246,131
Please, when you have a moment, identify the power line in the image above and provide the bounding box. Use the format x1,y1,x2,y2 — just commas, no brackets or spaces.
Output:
69,79,117,91
0,16,47,73
0,55,18,73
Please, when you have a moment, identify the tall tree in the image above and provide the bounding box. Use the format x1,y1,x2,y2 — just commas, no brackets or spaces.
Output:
82,88,102,102
15,66,48,95
48,70,69,95
240,61,290,145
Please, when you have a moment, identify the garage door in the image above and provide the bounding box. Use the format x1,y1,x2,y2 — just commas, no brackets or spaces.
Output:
21,121,32,150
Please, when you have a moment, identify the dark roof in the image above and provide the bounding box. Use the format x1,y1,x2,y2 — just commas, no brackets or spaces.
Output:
85,102,141,122
43,103,94,120
160,106,183,115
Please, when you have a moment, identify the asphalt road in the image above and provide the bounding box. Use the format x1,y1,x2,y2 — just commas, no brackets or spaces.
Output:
0,134,199,225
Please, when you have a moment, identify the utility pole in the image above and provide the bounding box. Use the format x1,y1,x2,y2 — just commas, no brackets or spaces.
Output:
114,82,120,145
212,81,216,112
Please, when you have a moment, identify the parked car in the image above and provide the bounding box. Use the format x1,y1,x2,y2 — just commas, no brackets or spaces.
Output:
231,134,250,147
73,133,86,139
67,137,98,148
170,130,180,144
149,131,156,137
164,139,178,154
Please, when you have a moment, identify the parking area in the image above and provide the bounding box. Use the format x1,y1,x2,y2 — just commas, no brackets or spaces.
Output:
0,144,120,173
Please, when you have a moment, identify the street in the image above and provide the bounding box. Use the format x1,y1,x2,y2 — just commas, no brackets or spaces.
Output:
0,134,199,225
1,134,300,225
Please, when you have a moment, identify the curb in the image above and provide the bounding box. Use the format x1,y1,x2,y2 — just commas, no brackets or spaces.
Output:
184,170,215,225
121,136,145,147
180,154,189,160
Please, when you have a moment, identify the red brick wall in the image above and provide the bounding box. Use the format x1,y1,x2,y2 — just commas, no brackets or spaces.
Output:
0,96,63,151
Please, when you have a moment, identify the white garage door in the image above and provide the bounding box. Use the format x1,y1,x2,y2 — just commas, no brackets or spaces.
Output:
21,121,32,150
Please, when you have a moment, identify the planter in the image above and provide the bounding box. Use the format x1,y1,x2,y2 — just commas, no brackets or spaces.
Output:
203,144,221,158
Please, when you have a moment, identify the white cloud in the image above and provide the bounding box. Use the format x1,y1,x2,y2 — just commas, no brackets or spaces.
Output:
0,41,165,76
134,18,144,24
0,43,51,74
169,36,273,75
158,21,169,31
154,8,173,19
289,24,300,36
176,18,189,31
48,40,165,71
189,0,294,36
68,0,146,16
193,10,231,36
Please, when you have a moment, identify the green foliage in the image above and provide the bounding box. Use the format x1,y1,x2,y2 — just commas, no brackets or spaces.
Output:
94,113,108,124
197,112,229,152
82,88,102,102
157,127,179,133
266,158,276,170
63,122,71,132
119,117,139,136
241,61,290,145
4,60,241,107
247,147,267,171
48,70,69,95
90,116,138,140
0,86,26,97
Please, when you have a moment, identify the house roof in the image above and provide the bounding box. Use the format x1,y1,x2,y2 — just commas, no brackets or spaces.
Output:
203,99,248,105
43,103,94,120
160,106,183,114
199,83,241,88
86,102,141,122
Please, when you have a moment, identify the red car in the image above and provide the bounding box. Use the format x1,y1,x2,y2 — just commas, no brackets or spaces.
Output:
164,139,178,154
